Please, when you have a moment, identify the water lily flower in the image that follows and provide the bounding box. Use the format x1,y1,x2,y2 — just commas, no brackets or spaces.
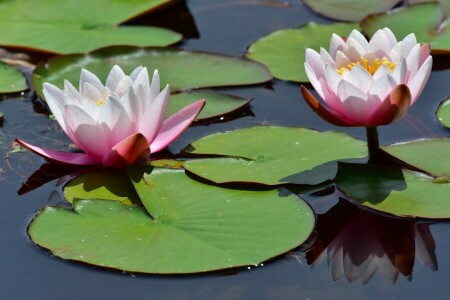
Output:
301,28,432,127
17,65,205,167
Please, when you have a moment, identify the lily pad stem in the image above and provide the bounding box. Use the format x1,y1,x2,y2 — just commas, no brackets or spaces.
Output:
366,126,381,163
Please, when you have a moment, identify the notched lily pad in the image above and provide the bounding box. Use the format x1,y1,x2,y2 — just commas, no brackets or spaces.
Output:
361,2,450,54
336,163,450,219
436,96,450,128
183,126,367,185
382,138,450,178
0,61,27,93
29,167,315,274
302,0,401,22
246,22,358,82
0,0,181,54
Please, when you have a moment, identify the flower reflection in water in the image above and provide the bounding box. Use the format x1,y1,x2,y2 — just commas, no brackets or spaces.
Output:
306,200,437,284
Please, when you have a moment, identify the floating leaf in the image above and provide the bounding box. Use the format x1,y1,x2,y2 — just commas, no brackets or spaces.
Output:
246,22,358,82
436,96,450,127
0,0,181,54
408,0,450,17
336,163,450,219
302,0,401,22
29,168,315,274
64,170,139,206
170,91,252,121
361,2,450,54
183,126,367,185
0,61,26,93
382,138,450,178
32,47,272,98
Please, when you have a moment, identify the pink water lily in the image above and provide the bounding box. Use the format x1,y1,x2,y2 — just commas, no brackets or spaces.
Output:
301,28,432,126
17,65,205,167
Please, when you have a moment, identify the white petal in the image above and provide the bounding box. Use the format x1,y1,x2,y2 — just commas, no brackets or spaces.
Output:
320,47,335,67
130,66,144,80
114,76,133,96
149,69,160,105
330,33,346,58
79,68,104,94
348,29,369,50
325,64,342,95
408,56,432,104
368,29,391,58
338,81,373,124
345,64,374,93
99,95,133,147
83,82,101,102
369,73,397,104
389,42,404,63
43,83,67,133
392,57,407,84
105,65,126,91
306,48,325,78
344,37,365,62
64,80,82,104
132,67,151,111
401,33,418,57
138,84,170,144
305,62,325,99
372,64,390,81
382,28,397,47
98,94,124,130
335,50,351,69
124,86,142,124
405,44,420,81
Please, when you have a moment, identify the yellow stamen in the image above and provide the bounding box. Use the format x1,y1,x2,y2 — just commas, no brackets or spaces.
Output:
96,98,105,106
337,56,396,76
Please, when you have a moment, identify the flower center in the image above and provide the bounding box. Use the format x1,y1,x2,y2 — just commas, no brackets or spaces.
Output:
337,56,396,76
96,98,105,106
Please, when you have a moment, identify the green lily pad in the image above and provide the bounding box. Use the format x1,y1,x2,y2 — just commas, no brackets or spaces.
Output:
64,170,139,206
436,96,450,127
29,167,315,274
302,0,401,22
246,22,358,82
382,138,450,179
0,61,27,93
170,91,252,121
183,126,367,185
361,2,450,54
336,163,450,219
32,47,272,98
0,0,181,54
408,0,450,17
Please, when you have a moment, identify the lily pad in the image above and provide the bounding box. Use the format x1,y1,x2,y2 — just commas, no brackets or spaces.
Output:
361,2,450,54
302,0,401,22
336,163,450,219
183,126,367,185
408,0,450,17
29,167,315,274
64,170,139,206
170,91,252,121
32,47,272,98
246,22,358,82
0,0,181,54
0,61,27,93
436,96,450,127
382,138,450,178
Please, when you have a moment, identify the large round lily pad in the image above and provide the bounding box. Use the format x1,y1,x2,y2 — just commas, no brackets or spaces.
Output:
336,163,450,219
382,138,450,179
302,0,401,22
361,2,450,54
246,22,358,82
183,126,368,185
0,0,181,54
436,96,450,128
0,61,27,93
29,167,315,274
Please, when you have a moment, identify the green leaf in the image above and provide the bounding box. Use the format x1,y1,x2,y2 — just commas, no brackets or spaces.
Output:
361,2,450,53
336,163,450,219
0,0,181,54
0,61,26,93
29,168,315,274
246,22,358,82
183,126,368,185
32,47,272,97
382,138,450,178
408,0,450,17
303,0,401,22
64,170,139,206
436,96,450,127
170,91,252,121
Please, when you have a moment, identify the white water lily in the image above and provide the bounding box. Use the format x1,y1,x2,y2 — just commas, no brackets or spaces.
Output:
17,65,205,167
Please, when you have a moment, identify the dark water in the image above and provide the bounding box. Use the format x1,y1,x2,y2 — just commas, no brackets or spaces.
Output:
1,0,450,299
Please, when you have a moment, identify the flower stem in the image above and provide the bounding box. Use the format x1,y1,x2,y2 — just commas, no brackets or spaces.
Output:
366,126,380,163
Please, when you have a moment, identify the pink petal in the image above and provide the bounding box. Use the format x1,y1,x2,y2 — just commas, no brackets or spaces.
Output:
408,56,432,104
305,62,326,99
367,84,411,126
150,99,206,153
419,44,431,66
16,138,98,165
306,48,325,78
102,133,150,167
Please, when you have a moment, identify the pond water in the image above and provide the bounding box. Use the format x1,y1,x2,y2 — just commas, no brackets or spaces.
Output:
1,0,450,299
